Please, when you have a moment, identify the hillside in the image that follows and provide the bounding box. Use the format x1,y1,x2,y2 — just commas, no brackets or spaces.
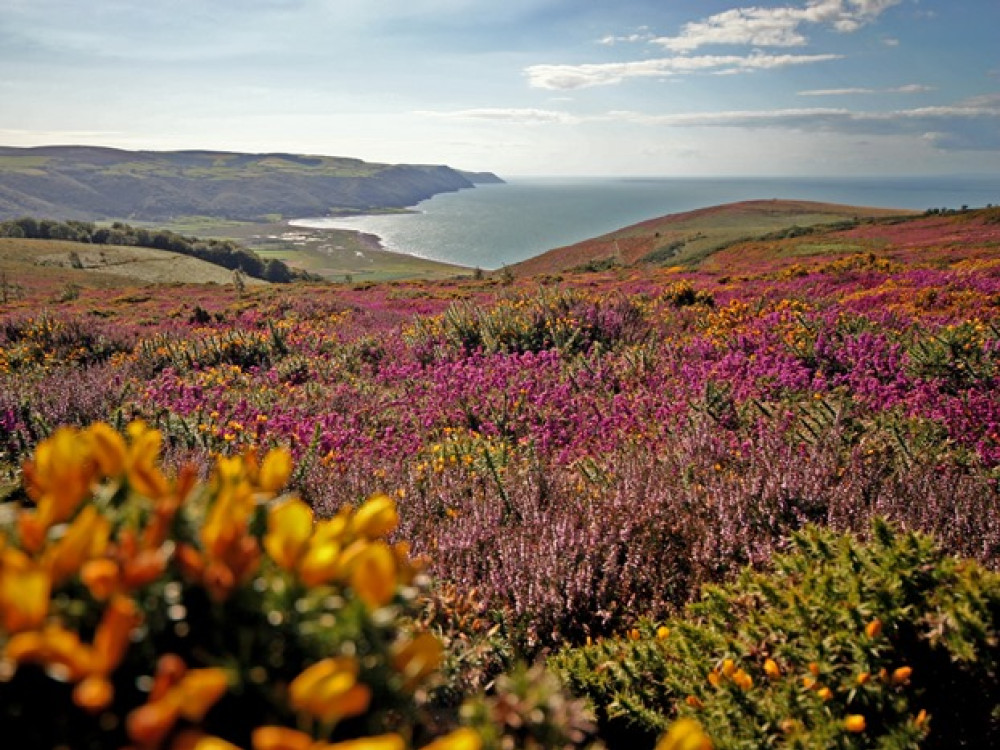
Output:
510,199,918,276
0,237,265,296
0,146,503,222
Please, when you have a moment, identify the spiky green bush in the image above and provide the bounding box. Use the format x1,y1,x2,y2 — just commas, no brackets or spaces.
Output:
552,521,1000,749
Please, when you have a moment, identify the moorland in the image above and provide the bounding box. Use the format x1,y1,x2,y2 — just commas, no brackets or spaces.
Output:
0,194,999,750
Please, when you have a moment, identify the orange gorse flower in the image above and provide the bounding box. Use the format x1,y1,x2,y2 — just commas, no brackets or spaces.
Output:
865,618,882,639
892,666,913,685
763,658,781,680
844,714,867,733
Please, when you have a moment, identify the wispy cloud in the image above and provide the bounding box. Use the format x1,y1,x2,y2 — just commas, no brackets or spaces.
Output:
419,97,1000,151
597,27,653,46
526,52,841,90
654,0,904,52
415,108,582,124
618,99,1000,150
798,83,934,96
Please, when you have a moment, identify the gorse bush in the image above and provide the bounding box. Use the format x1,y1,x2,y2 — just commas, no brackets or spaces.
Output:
406,288,650,360
0,422,478,750
552,521,1000,749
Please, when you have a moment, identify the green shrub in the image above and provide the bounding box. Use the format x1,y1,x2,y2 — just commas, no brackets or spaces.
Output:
552,521,1000,749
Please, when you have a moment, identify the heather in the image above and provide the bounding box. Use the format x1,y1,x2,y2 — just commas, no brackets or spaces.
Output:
2,208,1000,747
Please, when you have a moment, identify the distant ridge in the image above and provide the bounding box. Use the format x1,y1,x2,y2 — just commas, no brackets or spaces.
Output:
510,199,917,276
0,145,504,222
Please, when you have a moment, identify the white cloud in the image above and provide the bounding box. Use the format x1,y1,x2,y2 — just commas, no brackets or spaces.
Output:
415,108,582,124
654,0,903,52
526,52,841,90
798,83,933,95
598,28,654,46
418,98,1000,151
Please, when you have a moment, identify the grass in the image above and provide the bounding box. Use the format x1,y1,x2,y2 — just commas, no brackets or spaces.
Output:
0,238,263,288
511,200,919,277
134,217,473,282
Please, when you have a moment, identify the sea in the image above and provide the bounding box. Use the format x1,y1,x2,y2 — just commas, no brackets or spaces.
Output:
289,175,1000,270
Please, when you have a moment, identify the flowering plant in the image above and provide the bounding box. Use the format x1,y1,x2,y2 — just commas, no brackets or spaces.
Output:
0,422,474,750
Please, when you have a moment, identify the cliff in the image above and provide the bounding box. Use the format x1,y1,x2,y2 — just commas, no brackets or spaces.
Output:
0,146,504,221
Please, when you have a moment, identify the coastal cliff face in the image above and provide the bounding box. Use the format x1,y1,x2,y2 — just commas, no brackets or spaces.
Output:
0,146,503,221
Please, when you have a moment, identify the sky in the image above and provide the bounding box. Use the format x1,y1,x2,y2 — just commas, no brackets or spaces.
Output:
2,0,999,176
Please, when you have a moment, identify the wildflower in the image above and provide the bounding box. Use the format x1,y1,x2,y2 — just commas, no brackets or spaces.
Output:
891,666,913,685
23,426,96,528
418,728,482,750
252,727,314,750
323,736,406,750
721,659,736,678
844,714,866,733
731,669,753,691
44,505,111,584
392,632,443,691
0,551,51,632
127,667,229,746
707,670,722,687
817,686,833,702
656,625,670,640
685,695,703,709
258,447,293,493
856,671,871,686
172,731,243,750
656,717,713,750
350,542,397,609
915,709,929,728
289,657,372,724
87,422,127,478
628,628,641,641
865,619,882,639
352,493,399,539
73,674,115,713
126,421,170,500
264,498,314,571
763,658,781,680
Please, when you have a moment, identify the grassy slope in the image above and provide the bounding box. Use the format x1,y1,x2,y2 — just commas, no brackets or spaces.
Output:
140,217,473,283
510,199,918,277
0,238,266,295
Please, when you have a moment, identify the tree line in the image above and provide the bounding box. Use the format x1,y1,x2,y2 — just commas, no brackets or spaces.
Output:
0,217,302,283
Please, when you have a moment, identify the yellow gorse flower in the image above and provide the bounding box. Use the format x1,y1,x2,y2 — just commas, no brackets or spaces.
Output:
763,658,781,680
351,493,399,539
392,632,443,691
844,714,867,733
656,718,713,750
418,728,482,750
288,656,372,724
322,735,406,750
0,548,51,632
264,497,315,571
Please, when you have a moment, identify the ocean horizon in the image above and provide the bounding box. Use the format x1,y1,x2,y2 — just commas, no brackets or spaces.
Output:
290,175,999,270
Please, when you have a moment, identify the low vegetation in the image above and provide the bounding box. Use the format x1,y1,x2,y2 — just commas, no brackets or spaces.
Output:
2,203,999,749
0,217,302,283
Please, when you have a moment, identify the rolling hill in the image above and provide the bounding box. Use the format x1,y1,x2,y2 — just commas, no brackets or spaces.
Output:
509,199,919,276
0,237,266,296
0,146,503,222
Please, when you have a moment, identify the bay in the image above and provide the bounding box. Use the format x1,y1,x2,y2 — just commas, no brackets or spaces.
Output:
290,175,999,270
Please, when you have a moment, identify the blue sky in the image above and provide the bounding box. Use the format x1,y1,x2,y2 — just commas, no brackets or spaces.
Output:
2,0,999,176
